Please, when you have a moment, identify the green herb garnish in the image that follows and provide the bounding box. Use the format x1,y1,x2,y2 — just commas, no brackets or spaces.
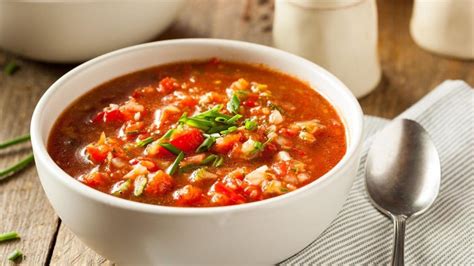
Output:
136,137,154,147
166,151,184,175
227,94,240,114
196,135,216,153
0,231,20,242
159,143,182,155
244,119,258,131
220,126,238,135
226,114,242,124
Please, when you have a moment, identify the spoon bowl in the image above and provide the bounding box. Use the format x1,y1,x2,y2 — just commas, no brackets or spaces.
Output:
365,119,441,265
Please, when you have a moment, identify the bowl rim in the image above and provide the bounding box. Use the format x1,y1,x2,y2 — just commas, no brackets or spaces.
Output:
31,38,364,215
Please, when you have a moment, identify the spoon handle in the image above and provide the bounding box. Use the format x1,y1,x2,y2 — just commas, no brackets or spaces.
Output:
391,215,406,266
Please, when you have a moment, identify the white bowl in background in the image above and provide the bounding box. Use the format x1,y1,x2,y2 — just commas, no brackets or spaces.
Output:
0,0,184,63
31,39,364,264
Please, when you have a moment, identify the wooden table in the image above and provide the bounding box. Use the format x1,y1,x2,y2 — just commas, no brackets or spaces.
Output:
0,0,472,264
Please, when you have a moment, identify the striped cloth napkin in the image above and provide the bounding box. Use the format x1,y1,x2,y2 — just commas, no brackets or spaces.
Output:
282,80,473,265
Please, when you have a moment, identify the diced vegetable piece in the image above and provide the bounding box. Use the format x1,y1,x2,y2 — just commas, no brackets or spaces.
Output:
85,132,110,163
297,173,311,183
211,181,245,204
133,176,148,196
276,151,292,161
189,168,218,183
111,179,131,196
230,78,249,91
123,163,148,180
293,119,324,134
145,170,174,196
213,133,241,154
262,180,288,195
244,165,269,185
299,131,316,143
181,154,207,167
173,185,203,205
119,99,145,120
158,77,178,94
269,109,283,124
80,170,108,188
153,106,181,129
240,138,264,158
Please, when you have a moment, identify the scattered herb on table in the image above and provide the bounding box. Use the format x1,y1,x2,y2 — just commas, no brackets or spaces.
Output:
7,249,23,262
0,231,20,243
3,61,20,76
0,134,34,180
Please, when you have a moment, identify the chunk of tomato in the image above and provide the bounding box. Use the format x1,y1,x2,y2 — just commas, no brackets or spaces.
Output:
86,144,109,163
212,181,246,205
158,77,178,94
144,170,174,196
170,128,204,153
80,171,108,188
213,133,242,154
172,185,203,206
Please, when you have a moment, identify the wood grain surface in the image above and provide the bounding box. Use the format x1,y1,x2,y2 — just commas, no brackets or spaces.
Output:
0,0,472,265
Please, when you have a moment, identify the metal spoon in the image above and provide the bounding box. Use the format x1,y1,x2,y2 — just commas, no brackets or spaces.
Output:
365,119,441,266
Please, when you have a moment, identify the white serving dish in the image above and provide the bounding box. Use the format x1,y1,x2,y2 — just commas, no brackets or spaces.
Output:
0,0,184,63
30,39,364,264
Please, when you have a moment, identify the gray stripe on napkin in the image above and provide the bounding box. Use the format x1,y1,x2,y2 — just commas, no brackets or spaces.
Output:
282,80,473,265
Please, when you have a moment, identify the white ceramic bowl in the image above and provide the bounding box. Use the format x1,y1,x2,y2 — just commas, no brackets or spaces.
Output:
31,39,364,264
0,0,184,63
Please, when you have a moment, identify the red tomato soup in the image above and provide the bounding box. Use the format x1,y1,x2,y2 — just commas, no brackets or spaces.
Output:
48,59,346,207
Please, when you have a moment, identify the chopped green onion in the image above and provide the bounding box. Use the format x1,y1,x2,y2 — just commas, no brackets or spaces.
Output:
244,119,258,131
166,152,184,175
253,141,265,154
227,94,240,114
179,115,213,131
226,114,242,124
157,129,175,143
201,154,218,165
212,156,224,167
3,61,19,76
111,179,131,196
159,143,182,155
215,117,228,123
133,176,148,197
207,125,231,134
7,249,23,262
0,154,34,180
0,231,20,242
0,134,30,149
136,137,154,147
220,126,238,135
196,135,216,153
